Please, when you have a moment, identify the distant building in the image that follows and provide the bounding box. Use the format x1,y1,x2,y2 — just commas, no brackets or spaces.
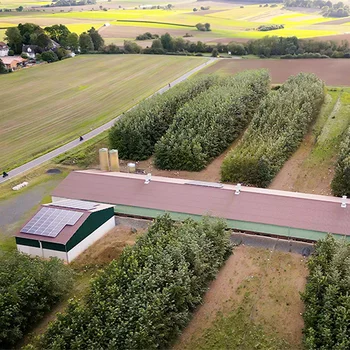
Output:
1,56,26,71
0,42,9,57
22,45,38,59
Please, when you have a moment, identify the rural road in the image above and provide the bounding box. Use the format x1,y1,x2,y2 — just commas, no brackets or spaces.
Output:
0,57,216,185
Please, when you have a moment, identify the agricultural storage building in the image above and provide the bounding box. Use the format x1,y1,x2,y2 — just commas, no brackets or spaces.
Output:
51,170,350,242
15,200,115,262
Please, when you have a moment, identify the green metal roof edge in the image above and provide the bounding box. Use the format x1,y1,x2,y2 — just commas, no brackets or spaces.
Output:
114,204,350,242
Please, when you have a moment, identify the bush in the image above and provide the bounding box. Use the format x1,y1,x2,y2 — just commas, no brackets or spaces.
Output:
154,70,270,171
37,215,232,349
123,40,142,53
331,126,350,196
281,52,329,59
301,235,350,349
0,251,73,347
41,50,59,62
221,73,325,187
257,24,284,31
135,32,159,40
109,75,218,160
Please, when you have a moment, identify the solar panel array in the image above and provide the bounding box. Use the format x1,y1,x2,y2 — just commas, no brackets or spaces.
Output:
53,199,98,210
21,207,83,238
185,180,223,189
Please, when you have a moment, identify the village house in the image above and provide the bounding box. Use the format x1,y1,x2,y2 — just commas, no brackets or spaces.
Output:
0,42,9,57
22,45,38,59
1,56,27,71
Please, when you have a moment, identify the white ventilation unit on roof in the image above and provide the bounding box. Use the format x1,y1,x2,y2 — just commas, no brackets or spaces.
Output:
341,195,347,208
235,183,241,195
144,173,152,184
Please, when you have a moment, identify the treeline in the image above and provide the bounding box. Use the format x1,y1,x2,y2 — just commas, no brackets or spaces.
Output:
109,75,217,160
154,70,270,171
50,0,96,6
0,251,73,348
221,73,325,187
35,215,232,349
284,0,349,17
302,235,350,349
129,32,350,59
331,125,350,196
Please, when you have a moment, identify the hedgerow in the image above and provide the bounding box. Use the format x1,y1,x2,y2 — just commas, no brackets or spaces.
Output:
109,75,218,160
154,70,271,171
331,126,350,196
221,73,325,187
301,235,350,349
0,251,73,348
37,215,232,349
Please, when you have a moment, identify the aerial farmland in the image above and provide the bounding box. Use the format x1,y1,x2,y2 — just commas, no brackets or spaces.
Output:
1,0,350,349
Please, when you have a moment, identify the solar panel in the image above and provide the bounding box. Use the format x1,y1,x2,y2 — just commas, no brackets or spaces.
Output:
185,181,223,189
21,207,83,238
53,199,98,210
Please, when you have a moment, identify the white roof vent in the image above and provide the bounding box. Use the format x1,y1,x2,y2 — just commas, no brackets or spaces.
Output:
341,195,347,208
144,173,151,185
235,183,241,195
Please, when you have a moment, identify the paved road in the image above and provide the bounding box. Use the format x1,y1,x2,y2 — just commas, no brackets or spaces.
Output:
0,58,216,185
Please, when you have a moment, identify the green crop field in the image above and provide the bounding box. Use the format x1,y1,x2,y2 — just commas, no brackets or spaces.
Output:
0,55,207,171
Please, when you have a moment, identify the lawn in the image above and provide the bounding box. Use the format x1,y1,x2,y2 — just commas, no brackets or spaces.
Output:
0,55,208,171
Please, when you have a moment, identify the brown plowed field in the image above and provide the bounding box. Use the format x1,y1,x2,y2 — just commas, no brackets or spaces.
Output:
201,58,350,86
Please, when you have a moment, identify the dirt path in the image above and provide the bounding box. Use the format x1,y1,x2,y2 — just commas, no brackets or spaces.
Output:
174,246,308,350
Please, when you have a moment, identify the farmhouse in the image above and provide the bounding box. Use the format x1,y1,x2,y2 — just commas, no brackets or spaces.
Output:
1,56,26,71
22,45,37,59
15,200,115,262
0,42,9,57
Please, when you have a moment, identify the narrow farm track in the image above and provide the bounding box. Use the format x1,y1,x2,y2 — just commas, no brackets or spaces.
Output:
0,57,216,184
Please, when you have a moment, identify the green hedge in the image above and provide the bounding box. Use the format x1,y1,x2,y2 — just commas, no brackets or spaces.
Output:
37,215,232,349
221,73,325,187
331,126,350,196
154,70,271,171
301,235,350,349
109,75,218,160
0,251,73,348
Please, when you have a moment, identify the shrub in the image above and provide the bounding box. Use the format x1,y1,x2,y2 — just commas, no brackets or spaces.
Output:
0,251,73,347
41,50,59,62
257,24,284,31
154,70,270,171
123,40,142,53
109,75,218,160
221,73,325,187
331,126,350,196
301,235,350,349
37,215,232,349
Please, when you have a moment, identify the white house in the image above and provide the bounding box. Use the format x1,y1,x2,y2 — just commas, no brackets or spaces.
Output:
0,42,9,57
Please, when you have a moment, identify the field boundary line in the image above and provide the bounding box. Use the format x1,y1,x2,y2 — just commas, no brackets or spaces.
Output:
0,57,217,185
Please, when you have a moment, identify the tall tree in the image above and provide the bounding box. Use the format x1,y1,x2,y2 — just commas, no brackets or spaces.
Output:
5,27,22,54
45,24,71,45
18,23,42,45
160,32,174,51
66,32,79,52
88,27,104,51
79,32,94,53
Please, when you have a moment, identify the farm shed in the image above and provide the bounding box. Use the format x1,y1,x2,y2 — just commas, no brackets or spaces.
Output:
52,170,350,242
15,200,115,262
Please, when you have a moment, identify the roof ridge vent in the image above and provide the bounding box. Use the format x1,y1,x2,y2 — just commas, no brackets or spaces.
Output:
341,195,347,208
235,183,241,195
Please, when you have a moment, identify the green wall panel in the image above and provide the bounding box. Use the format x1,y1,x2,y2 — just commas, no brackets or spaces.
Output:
15,237,40,248
66,207,114,252
42,241,66,252
114,204,350,242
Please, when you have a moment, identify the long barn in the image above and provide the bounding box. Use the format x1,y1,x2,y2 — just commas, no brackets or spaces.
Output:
50,170,350,242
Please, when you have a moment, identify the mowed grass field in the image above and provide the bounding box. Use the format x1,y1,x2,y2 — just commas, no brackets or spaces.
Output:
0,55,207,171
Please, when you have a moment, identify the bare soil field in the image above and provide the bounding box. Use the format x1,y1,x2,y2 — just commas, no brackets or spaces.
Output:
311,33,350,42
174,245,308,349
201,58,350,86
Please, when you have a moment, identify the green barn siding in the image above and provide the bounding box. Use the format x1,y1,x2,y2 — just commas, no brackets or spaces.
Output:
42,241,66,252
66,207,114,252
15,237,40,248
114,204,350,242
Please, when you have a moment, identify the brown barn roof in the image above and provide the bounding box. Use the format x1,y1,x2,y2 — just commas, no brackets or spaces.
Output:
52,170,350,236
